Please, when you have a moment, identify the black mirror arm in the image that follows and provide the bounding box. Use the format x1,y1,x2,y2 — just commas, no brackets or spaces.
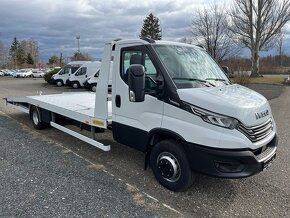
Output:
145,75,157,85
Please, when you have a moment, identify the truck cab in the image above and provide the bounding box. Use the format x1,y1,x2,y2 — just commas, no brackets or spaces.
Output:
66,61,101,89
51,61,90,86
104,39,277,191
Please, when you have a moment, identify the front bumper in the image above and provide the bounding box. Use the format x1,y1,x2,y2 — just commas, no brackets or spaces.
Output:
66,79,72,86
49,78,56,84
183,135,278,178
83,81,90,89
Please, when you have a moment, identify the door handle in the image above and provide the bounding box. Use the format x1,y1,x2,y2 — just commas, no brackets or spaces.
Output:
116,95,121,107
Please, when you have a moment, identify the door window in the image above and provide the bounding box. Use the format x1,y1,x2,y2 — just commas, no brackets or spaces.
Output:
76,67,87,76
63,67,70,74
120,49,158,94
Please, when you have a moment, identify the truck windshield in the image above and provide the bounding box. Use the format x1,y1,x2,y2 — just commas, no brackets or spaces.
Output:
153,44,230,89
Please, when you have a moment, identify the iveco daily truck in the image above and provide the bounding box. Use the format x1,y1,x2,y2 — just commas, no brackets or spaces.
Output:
6,38,277,191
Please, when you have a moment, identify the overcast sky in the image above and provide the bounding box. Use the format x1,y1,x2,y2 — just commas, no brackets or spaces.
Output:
0,0,289,62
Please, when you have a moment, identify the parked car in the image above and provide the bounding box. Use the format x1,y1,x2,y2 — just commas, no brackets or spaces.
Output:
32,70,45,78
3,70,15,76
14,69,33,78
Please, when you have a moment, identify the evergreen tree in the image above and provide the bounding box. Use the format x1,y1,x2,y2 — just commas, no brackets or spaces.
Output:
26,53,34,65
140,13,162,40
9,37,26,66
9,37,19,66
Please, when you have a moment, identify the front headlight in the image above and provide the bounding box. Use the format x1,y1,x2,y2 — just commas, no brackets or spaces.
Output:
185,103,239,130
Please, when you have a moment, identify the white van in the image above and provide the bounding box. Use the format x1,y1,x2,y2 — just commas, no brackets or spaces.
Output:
50,61,91,86
66,61,101,89
83,61,113,92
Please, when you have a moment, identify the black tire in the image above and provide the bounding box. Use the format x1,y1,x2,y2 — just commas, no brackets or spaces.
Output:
150,140,194,192
30,106,47,130
72,81,79,89
56,80,63,87
90,84,96,92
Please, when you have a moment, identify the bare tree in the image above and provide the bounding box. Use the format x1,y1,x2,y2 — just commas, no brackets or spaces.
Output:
178,37,193,44
230,0,290,76
190,3,238,63
276,31,285,67
20,39,40,65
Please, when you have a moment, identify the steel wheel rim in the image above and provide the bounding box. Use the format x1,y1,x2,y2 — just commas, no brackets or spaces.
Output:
73,83,78,89
157,152,181,182
32,110,39,125
92,85,96,92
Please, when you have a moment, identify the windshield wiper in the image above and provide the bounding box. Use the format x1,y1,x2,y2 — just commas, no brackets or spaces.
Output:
172,77,215,87
206,78,231,85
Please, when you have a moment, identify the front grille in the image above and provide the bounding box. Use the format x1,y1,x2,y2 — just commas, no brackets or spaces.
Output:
238,118,273,142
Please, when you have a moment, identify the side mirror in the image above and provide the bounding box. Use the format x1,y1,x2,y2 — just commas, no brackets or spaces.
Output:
128,64,145,102
222,66,229,75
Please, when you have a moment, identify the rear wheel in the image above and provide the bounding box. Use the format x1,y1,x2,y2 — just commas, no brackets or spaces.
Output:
56,80,63,87
30,106,47,130
150,140,194,192
72,81,79,89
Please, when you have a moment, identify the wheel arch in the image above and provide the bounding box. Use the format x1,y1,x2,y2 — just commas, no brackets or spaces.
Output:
147,128,185,149
29,105,51,124
144,128,186,170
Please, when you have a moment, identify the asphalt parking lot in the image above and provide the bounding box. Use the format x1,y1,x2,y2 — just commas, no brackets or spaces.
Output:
0,77,289,217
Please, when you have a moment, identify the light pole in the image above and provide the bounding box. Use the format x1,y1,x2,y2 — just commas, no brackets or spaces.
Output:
76,35,80,53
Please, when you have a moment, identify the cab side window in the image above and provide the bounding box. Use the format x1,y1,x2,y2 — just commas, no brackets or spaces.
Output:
76,67,87,76
121,51,142,82
63,67,70,74
120,49,158,94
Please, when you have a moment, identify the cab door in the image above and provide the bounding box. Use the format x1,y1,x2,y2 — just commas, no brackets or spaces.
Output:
112,45,164,152
75,67,87,85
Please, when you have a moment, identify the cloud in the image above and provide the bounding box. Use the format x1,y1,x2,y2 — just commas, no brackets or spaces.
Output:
1,0,287,62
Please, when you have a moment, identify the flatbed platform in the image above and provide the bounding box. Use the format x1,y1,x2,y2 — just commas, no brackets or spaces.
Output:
6,92,112,126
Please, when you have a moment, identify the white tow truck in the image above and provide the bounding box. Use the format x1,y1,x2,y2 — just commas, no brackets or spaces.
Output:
5,38,277,191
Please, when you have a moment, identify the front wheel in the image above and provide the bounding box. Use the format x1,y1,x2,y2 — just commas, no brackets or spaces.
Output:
56,80,63,87
150,140,194,192
90,84,96,92
72,81,79,89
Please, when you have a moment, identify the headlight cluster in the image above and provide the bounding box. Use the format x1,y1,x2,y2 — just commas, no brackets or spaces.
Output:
184,102,239,130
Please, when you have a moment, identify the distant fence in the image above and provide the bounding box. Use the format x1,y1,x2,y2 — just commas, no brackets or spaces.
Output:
231,71,252,77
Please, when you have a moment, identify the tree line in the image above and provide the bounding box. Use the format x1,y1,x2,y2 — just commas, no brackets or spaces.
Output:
1,0,290,75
